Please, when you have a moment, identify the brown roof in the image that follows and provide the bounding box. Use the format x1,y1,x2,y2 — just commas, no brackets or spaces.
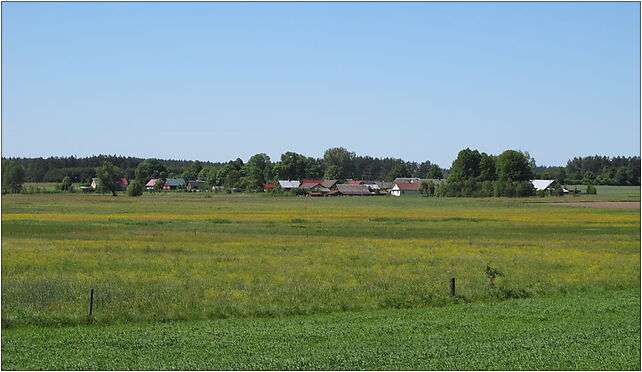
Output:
321,179,338,188
301,182,321,189
336,184,374,195
395,182,420,191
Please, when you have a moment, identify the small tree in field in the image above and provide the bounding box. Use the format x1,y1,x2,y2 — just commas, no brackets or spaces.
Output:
59,176,72,191
2,160,25,194
127,180,144,197
96,161,122,196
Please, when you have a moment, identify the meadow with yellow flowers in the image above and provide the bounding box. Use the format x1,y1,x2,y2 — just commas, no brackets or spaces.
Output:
1,192,640,369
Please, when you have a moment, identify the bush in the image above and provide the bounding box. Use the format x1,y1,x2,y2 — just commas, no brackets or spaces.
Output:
127,180,144,197
586,185,597,195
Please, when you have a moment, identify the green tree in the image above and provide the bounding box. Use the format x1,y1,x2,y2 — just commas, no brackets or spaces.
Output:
323,147,355,177
135,159,168,182
324,165,343,180
127,180,144,197
59,176,72,191
274,152,308,180
448,148,482,182
243,153,272,190
224,169,240,189
582,171,595,185
182,161,202,181
2,160,25,193
385,163,411,181
96,161,122,196
420,180,436,196
496,150,534,182
478,153,497,181
425,164,443,179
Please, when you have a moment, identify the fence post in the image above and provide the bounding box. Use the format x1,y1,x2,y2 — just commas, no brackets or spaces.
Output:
88,288,94,321
449,278,456,296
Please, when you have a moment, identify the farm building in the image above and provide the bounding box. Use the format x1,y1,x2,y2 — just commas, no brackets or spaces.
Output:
119,178,129,190
145,179,160,190
531,179,569,193
90,178,101,189
375,181,394,190
336,184,374,196
390,182,420,196
301,181,330,193
187,180,207,191
278,180,301,190
163,178,186,190
321,180,338,189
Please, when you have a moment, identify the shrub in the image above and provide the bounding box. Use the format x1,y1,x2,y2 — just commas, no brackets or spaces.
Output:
127,180,144,197
586,185,597,195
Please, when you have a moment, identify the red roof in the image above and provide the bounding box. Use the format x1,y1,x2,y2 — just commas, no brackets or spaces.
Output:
120,178,129,186
263,184,276,188
301,180,323,184
395,182,420,191
348,180,364,184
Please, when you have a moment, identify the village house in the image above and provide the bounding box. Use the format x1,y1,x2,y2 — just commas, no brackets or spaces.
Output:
278,180,301,190
390,182,420,196
163,178,186,190
336,184,374,196
187,180,207,191
145,179,160,190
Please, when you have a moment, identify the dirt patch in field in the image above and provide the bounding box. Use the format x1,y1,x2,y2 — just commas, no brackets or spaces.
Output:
540,202,640,209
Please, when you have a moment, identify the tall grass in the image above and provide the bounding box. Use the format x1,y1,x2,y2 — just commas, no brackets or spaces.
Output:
2,194,639,328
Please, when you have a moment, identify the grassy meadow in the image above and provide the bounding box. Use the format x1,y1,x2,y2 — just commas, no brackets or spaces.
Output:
1,191,640,369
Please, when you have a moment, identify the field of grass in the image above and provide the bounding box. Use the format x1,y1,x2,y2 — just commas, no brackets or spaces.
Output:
1,192,640,369
567,184,640,198
2,289,639,370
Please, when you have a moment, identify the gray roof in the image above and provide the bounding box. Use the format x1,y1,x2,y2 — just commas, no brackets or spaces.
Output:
278,180,300,188
393,178,445,185
336,184,374,195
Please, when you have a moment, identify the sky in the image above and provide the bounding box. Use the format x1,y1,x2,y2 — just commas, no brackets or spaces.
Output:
2,2,640,168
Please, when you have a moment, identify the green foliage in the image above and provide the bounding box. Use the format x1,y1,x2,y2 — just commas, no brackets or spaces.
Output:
135,159,168,183
425,164,443,179
126,180,144,197
419,181,436,196
323,147,355,177
58,176,72,191
496,150,534,182
385,163,411,181
242,153,272,190
484,264,504,288
181,161,202,181
448,148,481,182
324,165,343,180
586,184,597,195
2,160,25,193
96,161,122,196
2,290,639,370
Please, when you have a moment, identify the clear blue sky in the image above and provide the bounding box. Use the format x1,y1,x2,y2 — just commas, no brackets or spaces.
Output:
2,2,640,167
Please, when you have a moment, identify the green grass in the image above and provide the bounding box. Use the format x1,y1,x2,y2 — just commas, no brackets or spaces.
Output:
567,185,640,198
2,289,639,370
1,193,639,369
2,194,639,328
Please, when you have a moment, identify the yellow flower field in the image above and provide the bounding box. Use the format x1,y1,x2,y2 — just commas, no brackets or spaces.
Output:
1,194,639,327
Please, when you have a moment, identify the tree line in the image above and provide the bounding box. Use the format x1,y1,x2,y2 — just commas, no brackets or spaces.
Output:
2,149,640,195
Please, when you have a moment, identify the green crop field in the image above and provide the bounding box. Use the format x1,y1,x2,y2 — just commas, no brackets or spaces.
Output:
2,192,640,369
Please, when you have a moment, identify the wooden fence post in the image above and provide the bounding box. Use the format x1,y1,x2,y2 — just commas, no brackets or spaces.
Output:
88,288,94,321
449,278,456,297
